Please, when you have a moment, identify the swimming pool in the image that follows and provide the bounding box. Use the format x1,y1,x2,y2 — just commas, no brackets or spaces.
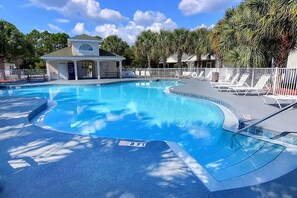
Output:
0,80,285,181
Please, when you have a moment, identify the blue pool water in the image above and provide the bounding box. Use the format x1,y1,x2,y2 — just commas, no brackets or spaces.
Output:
0,80,285,181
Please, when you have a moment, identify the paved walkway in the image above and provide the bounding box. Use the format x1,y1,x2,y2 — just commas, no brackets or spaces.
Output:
1,78,297,197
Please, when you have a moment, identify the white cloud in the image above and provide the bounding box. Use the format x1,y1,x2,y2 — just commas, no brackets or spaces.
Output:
133,10,167,26
55,18,70,23
72,22,90,35
95,22,144,44
30,0,127,22
48,23,64,32
94,10,177,44
179,0,238,16
191,24,215,30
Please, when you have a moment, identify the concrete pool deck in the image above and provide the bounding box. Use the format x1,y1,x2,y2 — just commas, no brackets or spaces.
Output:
1,78,297,197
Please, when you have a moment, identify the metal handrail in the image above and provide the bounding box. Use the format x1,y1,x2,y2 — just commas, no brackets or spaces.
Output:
230,101,297,148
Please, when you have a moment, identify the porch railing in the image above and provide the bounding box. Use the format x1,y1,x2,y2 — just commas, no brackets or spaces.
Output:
0,69,47,82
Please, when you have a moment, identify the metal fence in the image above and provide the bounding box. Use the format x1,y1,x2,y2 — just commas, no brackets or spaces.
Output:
125,67,297,95
1,68,296,95
0,69,47,82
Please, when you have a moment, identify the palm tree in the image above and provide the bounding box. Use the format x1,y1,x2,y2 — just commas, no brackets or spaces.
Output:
156,30,173,69
211,4,269,68
246,0,297,67
188,28,210,68
134,30,158,68
172,28,190,67
211,0,297,68
101,35,129,56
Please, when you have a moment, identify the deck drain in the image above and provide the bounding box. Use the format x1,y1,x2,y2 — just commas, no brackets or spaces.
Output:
118,140,146,147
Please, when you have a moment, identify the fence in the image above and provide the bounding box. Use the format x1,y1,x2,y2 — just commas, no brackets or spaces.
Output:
125,67,297,95
1,68,296,95
0,69,47,82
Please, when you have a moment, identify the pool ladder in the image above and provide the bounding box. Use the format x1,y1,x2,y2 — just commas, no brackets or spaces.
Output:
231,101,297,148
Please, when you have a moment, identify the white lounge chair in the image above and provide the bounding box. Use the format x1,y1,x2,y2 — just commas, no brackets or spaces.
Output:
263,94,297,108
215,73,249,91
205,71,212,80
191,71,204,79
197,71,204,79
182,71,192,78
211,73,233,86
145,71,151,77
213,73,240,87
228,74,270,96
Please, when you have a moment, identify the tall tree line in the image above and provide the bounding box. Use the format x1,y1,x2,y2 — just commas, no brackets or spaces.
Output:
3,0,296,72
0,20,69,76
133,28,211,68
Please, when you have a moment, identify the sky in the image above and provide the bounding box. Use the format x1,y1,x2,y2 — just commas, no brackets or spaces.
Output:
0,0,241,44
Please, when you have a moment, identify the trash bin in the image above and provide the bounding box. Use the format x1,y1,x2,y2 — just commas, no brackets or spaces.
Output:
212,72,219,82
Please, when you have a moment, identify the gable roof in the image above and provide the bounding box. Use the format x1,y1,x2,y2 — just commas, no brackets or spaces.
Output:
166,53,190,63
41,47,125,60
186,54,215,61
70,34,102,41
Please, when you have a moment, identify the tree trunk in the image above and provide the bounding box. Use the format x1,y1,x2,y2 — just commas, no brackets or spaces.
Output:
214,54,223,68
162,57,167,77
147,53,151,68
274,34,291,68
196,53,202,68
177,52,182,67
14,56,21,79
162,57,167,69
0,55,5,80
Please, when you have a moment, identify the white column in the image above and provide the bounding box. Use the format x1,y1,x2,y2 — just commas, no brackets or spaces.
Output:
97,60,101,79
119,61,122,79
74,60,78,80
46,60,51,81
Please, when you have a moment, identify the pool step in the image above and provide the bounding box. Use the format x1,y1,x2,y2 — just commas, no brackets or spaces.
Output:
204,136,285,181
199,135,264,165
205,142,284,181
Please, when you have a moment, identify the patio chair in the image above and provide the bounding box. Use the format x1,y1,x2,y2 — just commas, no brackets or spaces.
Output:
204,71,212,80
214,73,249,91
175,71,181,78
228,74,271,96
263,94,297,109
182,71,192,78
211,73,233,86
192,71,204,80
145,71,151,77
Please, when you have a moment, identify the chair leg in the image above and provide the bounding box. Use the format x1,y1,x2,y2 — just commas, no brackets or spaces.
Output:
276,100,283,109
244,90,249,96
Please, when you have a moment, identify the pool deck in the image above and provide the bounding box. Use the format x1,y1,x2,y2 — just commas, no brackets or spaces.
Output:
1,78,297,197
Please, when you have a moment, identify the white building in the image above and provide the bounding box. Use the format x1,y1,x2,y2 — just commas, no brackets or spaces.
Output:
161,53,216,68
287,50,297,68
4,63,16,76
41,34,125,81
185,54,216,68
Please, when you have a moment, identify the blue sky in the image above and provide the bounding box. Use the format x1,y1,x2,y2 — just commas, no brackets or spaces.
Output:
0,0,241,44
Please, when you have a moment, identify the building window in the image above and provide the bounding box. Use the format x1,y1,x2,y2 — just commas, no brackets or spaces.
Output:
79,44,93,51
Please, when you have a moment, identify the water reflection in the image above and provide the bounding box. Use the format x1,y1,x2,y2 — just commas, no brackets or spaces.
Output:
0,81,226,161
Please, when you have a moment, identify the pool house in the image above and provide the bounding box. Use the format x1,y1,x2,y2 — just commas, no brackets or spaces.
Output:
41,34,125,81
